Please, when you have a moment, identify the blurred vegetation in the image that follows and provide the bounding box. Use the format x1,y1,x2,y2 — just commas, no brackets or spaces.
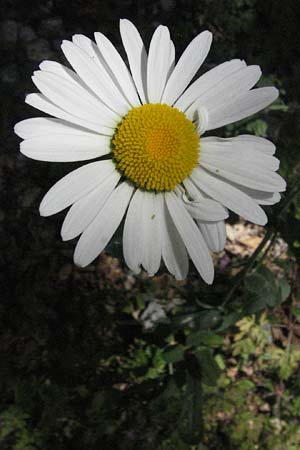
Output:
1,0,300,448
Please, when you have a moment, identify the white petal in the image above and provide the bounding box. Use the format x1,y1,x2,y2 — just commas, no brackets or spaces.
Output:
123,189,144,273
25,93,113,135
20,134,111,162
15,117,102,139
257,192,281,205
195,170,282,205
230,185,281,205
200,151,285,192
161,196,189,280
39,160,115,216
73,34,121,87
61,170,121,240
141,193,162,276
162,30,212,106
32,70,118,127
175,59,246,112
183,178,228,220
228,134,276,155
196,106,209,135
197,220,226,252
192,65,261,112
201,135,277,159
94,32,141,107
39,60,86,88
206,87,279,130
165,192,214,284
168,40,175,79
40,59,104,99
61,40,130,115
73,36,118,88
74,182,134,267
147,25,171,103
190,167,268,225
120,19,148,104
201,147,279,172
183,199,228,221
72,34,103,67
200,160,284,192
124,191,162,276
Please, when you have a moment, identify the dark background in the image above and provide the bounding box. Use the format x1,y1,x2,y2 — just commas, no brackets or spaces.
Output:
1,1,300,449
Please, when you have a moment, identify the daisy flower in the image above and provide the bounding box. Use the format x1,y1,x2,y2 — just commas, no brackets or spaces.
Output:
15,19,286,284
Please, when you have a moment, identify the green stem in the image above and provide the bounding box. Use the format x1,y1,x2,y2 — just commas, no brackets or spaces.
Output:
257,231,278,267
221,228,273,308
277,177,300,217
221,176,300,309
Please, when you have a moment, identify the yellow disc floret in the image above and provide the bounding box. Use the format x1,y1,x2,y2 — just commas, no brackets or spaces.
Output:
112,103,200,191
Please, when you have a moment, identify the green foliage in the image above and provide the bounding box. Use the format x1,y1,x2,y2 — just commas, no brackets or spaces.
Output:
121,340,166,381
0,407,42,450
201,310,300,449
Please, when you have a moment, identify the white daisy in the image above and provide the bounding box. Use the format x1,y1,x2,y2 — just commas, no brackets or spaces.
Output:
15,19,286,284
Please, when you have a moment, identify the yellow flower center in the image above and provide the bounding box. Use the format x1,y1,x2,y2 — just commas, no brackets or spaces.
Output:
112,103,200,191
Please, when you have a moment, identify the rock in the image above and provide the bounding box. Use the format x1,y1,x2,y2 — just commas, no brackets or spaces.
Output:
38,0,54,16
52,39,62,51
39,17,64,38
26,38,54,61
140,302,167,330
22,187,42,208
160,0,176,12
19,25,36,43
0,20,18,49
0,64,18,84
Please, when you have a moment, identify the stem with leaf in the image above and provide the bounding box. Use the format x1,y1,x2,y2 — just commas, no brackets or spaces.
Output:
222,177,300,308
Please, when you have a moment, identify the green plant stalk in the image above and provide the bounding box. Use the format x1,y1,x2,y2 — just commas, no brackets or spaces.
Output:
221,227,274,308
222,176,300,308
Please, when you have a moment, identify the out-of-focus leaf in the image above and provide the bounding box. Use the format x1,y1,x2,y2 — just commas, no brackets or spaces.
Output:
278,278,291,302
244,266,290,312
245,119,267,136
187,332,223,348
215,354,226,370
178,372,203,445
174,310,222,331
163,345,185,364
195,349,221,386
216,312,242,332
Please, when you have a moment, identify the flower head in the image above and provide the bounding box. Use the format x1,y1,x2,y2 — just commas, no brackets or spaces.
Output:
15,19,286,283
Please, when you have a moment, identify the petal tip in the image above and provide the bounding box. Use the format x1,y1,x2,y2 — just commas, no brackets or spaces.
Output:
119,18,132,31
268,86,279,102
61,230,72,242
259,216,268,226
74,260,86,268
61,40,69,49
25,93,33,104
72,34,82,41
279,178,287,192
204,29,213,38
39,204,48,217
204,271,214,285
39,60,48,70
14,122,22,137
73,252,85,268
